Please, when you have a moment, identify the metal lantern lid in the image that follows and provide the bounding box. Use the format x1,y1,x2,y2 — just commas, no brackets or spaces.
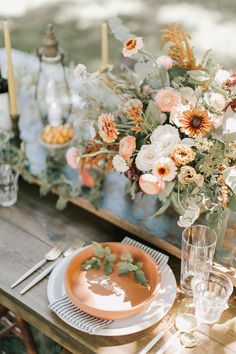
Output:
38,24,62,64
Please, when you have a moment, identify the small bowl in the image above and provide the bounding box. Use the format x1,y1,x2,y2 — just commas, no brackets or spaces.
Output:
38,133,74,150
65,242,161,320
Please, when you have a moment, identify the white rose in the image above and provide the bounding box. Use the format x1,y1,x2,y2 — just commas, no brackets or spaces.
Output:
214,69,230,85
179,87,197,107
135,145,158,172
73,64,87,80
204,92,226,112
170,104,189,127
177,201,200,228
112,155,129,172
150,124,180,156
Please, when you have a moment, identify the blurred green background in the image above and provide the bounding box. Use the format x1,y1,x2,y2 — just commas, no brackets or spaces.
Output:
0,0,236,71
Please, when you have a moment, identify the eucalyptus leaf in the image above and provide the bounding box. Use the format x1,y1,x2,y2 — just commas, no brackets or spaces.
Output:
134,269,148,286
151,199,171,218
56,196,68,210
108,17,132,42
159,68,170,87
205,58,217,77
145,100,160,128
40,182,52,196
229,195,236,212
134,62,154,80
187,70,210,82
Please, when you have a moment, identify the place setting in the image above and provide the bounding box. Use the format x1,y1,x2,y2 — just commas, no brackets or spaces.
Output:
10,227,233,353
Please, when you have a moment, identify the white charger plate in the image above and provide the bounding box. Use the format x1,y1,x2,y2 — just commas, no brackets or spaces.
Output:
47,248,177,336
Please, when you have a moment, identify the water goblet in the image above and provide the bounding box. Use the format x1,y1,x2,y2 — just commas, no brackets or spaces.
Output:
181,224,217,296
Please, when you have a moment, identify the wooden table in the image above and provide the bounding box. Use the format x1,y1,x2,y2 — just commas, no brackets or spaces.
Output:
0,181,236,354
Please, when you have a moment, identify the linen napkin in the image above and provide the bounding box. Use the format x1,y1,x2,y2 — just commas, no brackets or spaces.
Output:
49,236,169,334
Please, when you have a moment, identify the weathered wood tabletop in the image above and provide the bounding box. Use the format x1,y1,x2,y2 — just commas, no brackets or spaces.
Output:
0,181,236,354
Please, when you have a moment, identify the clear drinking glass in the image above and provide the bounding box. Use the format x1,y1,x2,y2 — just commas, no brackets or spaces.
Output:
0,164,19,207
181,225,217,296
192,271,233,324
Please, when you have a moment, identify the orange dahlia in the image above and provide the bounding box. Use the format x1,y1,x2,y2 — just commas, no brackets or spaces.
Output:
179,109,212,137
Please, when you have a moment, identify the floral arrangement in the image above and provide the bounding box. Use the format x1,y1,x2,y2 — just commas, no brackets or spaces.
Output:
67,19,236,239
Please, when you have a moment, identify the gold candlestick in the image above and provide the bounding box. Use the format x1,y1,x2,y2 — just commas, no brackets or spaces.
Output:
3,20,18,117
101,22,109,68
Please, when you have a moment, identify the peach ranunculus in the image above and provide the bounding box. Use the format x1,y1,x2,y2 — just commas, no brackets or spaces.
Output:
119,136,136,161
155,88,181,112
170,144,196,166
98,113,118,143
122,37,143,58
156,55,173,70
139,174,165,195
66,147,80,169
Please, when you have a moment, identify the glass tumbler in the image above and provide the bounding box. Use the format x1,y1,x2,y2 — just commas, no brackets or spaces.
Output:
192,271,233,324
181,225,217,296
0,164,19,207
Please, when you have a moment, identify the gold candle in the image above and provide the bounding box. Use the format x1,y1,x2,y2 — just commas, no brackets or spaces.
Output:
101,22,109,68
3,20,18,117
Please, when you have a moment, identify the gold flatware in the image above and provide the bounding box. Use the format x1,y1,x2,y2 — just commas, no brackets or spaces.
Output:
11,247,62,289
20,240,85,295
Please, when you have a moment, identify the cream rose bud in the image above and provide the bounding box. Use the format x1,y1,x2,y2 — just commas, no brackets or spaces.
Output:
178,166,196,185
66,147,80,169
156,55,173,69
204,92,226,112
214,69,230,85
112,155,129,172
139,174,165,195
135,145,157,172
177,201,200,228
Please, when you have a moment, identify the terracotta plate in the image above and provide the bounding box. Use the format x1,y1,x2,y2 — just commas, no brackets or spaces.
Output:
65,242,161,320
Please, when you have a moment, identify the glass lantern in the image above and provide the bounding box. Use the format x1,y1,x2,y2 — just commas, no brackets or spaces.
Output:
35,24,72,126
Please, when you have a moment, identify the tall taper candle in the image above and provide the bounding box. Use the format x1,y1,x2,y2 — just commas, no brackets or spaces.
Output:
101,22,109,67
3,20,18,117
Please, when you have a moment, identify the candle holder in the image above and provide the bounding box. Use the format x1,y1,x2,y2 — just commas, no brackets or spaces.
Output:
10,115,21,147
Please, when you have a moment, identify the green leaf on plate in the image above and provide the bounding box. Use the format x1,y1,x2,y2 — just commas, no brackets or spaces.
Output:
81,257,101,271
92,242,105,258
103,260,113,275
120,252,133,262
134,269,149,286
117,261,133,275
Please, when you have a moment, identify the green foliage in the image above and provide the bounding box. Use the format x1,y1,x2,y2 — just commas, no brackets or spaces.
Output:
81,246,148,286
108,17,132,42
187,70,210,82
117,252,149,286
134,269,149,286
